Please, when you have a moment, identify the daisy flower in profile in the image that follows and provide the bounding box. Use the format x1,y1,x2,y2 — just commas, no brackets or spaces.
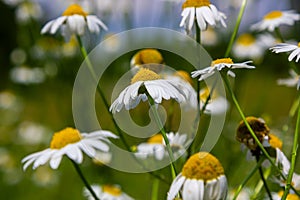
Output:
191,58,255,81
135,132,187,160
130,49,165,74
270,190,300,200
83,184,134,200
199,88,229,114
270,42,300,62
167,152,227,200
180,0,226,32
110,68,187,113
251,10,300,32
41,4,107,40
22,127,117,170
277,70,300,90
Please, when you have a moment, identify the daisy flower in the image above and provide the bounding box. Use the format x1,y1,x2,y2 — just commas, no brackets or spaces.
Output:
180,0,226,32
199,88,229,114
270,42,300,62
232,33,266,61
191,58,255,81
130,49,165,74
167,152,228,200
164,70,198,109
135,132,187,160
22,127,117,170
277,70,300,90
110,68,187,113
83,184,134,200
270,190,300,200
41,4,107,40
251,10,300,32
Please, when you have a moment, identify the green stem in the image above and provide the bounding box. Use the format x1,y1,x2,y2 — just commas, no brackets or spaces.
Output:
151,179,159,200
222,74,289,181
148,97,177,180
224,0,248,57
76,36,168,184
232,157,264,200
281,94,300,200
275,27,285,43
255,155,272,200
252,166,272,199
70,159,99,200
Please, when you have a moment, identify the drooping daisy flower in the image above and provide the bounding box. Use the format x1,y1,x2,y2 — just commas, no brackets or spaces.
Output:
164,70,198,109
22,127,117,170
41,4,107,40
110,68,187,113
135,132,187,160
251,10,300,32
167,152,228,200
191,58,255,81
236,116,270,151
277,70,300,90
83,184,134,200
270,190,300,200
199,88,229,114
270,42,300,62
180,0,227,32
130,49,165,74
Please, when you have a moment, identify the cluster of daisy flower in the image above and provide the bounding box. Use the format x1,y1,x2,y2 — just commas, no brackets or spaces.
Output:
14,0,300,200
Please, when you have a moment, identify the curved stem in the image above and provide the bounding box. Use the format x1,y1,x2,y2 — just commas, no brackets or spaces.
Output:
224,0,248,57
255,155,272,199
70,159,99,200
281,94,300,200
148,97,177,180
76,36,169,184
233,157,264,200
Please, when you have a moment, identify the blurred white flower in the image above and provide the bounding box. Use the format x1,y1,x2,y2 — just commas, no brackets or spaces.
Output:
17,121,51,145
83,184,134,200
15,1,42,24
10,66,46,85
277,70,300,90
251,10,300,32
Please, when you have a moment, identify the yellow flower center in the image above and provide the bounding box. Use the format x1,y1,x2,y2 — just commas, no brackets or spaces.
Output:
102,185,122,196
139,49,163,64
264,11,283,20
174,70,193,85
278,190,300,200
200,88,210,102
62,4,87,17
211,58,233,67
269,133,283,150
298,42,300,47
236,116,270,150
50,127,82,149
182,152,224,182
236,34,256,46
147,134,163,144
182,0,211,9
131,68,161,84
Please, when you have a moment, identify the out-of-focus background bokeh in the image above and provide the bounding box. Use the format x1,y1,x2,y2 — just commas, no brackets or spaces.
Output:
0,0,300,199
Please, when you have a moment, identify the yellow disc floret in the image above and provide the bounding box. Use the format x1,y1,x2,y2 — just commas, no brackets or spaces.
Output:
147,134,163,144
264,11,283,20
236,34,255,46
131,68,161,84
200,88,210,102
278,190,300,200
174,70,193,85
50,127,82,149
211,58,233,67
182,152,224,182
268,133,283,150
102,185,122,196
298,42,300,47
139,49,163,64
236,117,270,150
62,4,88,17
182,0,211,9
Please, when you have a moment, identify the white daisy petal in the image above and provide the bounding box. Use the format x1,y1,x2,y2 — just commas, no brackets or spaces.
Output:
167,174,186,200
